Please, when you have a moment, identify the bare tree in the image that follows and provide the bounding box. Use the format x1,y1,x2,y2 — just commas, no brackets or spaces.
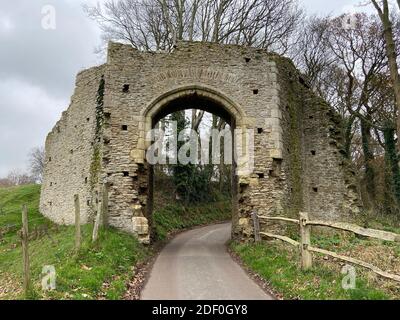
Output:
294,12,399,210
7,169,21,186
0,178,13,188
5,169,36,186
326,13,390,207
84,0,302,54
85,0,302,157
370,0,400,151
28,146,45,183
291,16,335,99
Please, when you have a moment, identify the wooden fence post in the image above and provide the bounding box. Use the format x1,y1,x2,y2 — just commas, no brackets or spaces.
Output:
252,211,261,243
93,183,109,242
102,183,109,228
299,211,312,270
74,194,81,252
21,204,30,296
92,195,102,243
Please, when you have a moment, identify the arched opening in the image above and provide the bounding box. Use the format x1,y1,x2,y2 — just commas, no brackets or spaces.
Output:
142,87,244,240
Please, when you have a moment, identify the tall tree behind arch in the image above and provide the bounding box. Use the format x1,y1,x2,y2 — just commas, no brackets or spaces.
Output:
84,0,302,54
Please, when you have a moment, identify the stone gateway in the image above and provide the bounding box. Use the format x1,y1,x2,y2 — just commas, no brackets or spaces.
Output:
40,41,361,243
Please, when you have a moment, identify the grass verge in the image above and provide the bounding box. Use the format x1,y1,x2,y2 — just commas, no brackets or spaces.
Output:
0,222,150,300
230,240,399,300
0,185,231,300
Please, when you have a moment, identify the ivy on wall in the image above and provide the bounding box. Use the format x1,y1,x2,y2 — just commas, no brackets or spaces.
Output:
90,75,105,191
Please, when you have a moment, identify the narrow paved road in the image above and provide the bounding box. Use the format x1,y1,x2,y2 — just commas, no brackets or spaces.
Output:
141,223,274,300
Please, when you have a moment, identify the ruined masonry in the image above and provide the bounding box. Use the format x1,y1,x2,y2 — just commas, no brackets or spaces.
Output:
40,41,361,244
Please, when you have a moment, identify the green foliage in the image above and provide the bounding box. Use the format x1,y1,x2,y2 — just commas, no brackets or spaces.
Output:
312,233,342,249
360,119,376,208
0,224,148,300
0,184,150,300
383,125,400,211
174,164,216,203
169,111,215,203
89,146,101,189
283,65,304,215
46,226,148,300
0,184,47,240
95,75,105,136
231,242,390,300
343,116,355,159
90,76,106,192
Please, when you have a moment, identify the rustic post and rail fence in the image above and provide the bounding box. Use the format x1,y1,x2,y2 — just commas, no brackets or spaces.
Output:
252,211,400,283
15,185,109,296
10,188,400,296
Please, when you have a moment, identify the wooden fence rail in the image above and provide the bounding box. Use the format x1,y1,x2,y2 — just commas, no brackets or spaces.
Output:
253,211,400,283
307,220,400,243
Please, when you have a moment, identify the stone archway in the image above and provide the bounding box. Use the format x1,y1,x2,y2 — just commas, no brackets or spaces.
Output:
40,41,361,245
137,85,248,242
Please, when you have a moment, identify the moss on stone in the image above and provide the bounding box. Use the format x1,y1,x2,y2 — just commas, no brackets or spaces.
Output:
275,57,304,217
90,145,101,189
89,76,105,193
287,94,304,215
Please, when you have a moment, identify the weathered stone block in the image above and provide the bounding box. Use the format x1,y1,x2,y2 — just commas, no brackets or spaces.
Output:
132,217,149,236
131,204,143,217
130,149,145,163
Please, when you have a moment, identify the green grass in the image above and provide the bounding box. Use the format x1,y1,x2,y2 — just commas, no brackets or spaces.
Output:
154,200,231,240
0,184,152,300
0,222,149,300
230,242,391,300
0,185,45,231
0,184,232,300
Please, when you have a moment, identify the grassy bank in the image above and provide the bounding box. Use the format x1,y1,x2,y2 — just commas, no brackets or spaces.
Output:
0,185,231,300
231,237,400,300
0,185,151,300
154,201,231,240
0,184,45,232
0,224,148,300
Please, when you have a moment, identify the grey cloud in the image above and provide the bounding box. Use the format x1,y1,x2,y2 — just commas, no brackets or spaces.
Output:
0,0,102,177
0,79,67,176
0,0,373,178
0,0,101,98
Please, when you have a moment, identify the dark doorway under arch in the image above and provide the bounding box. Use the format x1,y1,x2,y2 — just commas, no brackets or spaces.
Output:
145,90,241,240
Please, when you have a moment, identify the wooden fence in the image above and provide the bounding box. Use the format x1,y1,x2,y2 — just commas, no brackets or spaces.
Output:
252,211,400,283
16,190,109,297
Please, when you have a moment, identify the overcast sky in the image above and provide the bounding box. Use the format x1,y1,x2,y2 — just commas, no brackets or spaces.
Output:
0,0,375,177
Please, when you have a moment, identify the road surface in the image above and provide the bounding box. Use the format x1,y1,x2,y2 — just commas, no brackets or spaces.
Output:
141,223,274,300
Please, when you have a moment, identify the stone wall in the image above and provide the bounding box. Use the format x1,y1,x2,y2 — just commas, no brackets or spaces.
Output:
40,65,106,224
274,56,361,221
40,41,361,243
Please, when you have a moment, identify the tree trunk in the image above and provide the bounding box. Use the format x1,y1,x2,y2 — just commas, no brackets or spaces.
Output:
383,125,400,211
361,118,376,208
343,116,354,159
188,0,199,41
